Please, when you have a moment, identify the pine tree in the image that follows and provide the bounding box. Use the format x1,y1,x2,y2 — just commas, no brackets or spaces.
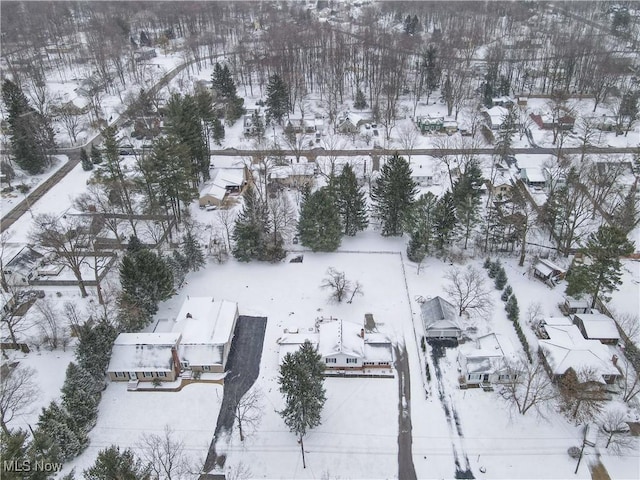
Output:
212,117,225,145
61,363,103,399
566,225,634,308
165,250,189,288
494,267,508,290
0,429,30,480
232,185,271,262
120,248,174,317
488,259,501,278
80,149,93,171
298,188,342,251
506,295,519,322
335,164,368,236
75,321,118,380
1,79,55,174
249,109,265,139
405,192,438,262
483,257,492,269
27,428,63,477
611,184,639,234
182,231,206,271
371,154,418,236
501,284,513,301
451,159,484,249
494,108,518,161
278,340,326,469
432,190,457,251
37,401,86,461
266,74,290,125
90,144,103,165
84,445,151,480
354,88,367,110
61,363,101,433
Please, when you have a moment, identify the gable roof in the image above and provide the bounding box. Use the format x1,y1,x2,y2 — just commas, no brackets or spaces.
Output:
318,319,365,358
574,313,620,341
108,332,181,373
420,296,460,331
200,168,246,201
459,333,518,374
173,297,238,346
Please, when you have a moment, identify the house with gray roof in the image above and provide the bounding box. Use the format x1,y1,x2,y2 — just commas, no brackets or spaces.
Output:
420,296,462,340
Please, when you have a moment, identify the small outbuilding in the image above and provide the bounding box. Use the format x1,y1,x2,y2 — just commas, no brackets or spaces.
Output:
573,313,620,345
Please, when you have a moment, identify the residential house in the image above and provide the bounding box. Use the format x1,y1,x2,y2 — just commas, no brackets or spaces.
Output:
530,112,575,131
573,313,620,345
410,158,441,186
416,115,444,134
420,296,462,340
199,167,249,207
269,163,316,189
107,332,181,382
563,296,590,315
337,115,359,134
484,106,510,130
172,297,239,373
277,317,393,372
538,324,621,385
488,174,513,198
1,245,45,286
443,119,458,134
537,317,574,339
134,48,157,62
532,258,566,286
492,96,515,108
458,333,519,386
520,167,546,188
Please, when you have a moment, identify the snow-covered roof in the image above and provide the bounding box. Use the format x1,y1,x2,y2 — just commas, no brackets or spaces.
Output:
318,318,365,358
564,296,590,309
486,106,509,126
539,325,620,382
173,297,238,346
108,332,181,373
521,167,546,183
3,245,44,273
420,296,460,331
270,163,316,179
200,168,245,200
459,333,518,374
574,313,620,341
209,156,246,169
542,317,573,327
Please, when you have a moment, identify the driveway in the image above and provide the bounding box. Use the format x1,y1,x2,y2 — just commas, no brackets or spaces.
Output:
395,345,418,480
202,315,267,474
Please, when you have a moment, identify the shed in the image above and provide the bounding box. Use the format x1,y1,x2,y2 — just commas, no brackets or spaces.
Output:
420,296,461,340
533,258,566,285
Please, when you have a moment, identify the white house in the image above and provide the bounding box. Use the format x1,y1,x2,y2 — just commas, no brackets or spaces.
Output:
199,168,248,207
172,297,239,373
277,318,393,372
420,296,462,340
484,106,510,130
107,332,182,382
458,333,519,386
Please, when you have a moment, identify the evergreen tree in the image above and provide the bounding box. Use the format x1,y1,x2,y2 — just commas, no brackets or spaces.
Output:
165,250,189,289
90,144,103,165
211,63,237,101
232,185,271,262
249,109,265,139
483,257,492,269
84,445,151,480
488,259,501,278
182,231,206,272
494,108,518,161
354,88,367,110
611,184,639,234
298,188,342,252
2,79,55,174
266,74,290,125
506,295,519,322
278,340,326,469
0,429,30,480
501,284,513,302
126,235,143,254
37,401,86,461
335,164,368,236
451,159,484,249
120,247,174,317
432,190,457,251
566,225,635,308
494,267,508,290
61,363,101,433
27,429,62,479
371,154,418,236
212,117,225,145
75,321,118,380
405,192,438,262
80,149,93,171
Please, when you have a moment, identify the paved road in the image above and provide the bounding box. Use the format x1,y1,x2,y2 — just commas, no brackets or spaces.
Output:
201,315,267,474
395,344,418,480
429,340,475,480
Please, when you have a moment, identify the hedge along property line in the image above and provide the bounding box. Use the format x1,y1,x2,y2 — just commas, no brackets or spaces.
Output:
484,258,533,363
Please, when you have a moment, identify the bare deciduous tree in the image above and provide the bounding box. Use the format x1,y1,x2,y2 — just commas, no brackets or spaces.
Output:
500,356,557,416
226,462,251,480
138,425,189,480
599,407,636,454
0,364,39,434
320,268,361,303
525,301,544,328
396,122,419,162
34,298,69,350
558,366,608,424
232,387,263,442
443,265,493,317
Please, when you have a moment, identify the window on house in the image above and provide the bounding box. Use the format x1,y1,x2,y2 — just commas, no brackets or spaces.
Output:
363,362,374,366
203,366,211,371
158,372,166,377
346,358,358,364
143,372,153,378
498,374,510,381
325,358,337,364
115,372,125,378
378,362,389,366
467,374,482,381
181,361,189,368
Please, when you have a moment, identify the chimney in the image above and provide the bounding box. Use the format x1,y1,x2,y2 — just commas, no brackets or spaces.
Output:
360,328,365,339
186,312,192,318
171,347,181,377
612,354,618,366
